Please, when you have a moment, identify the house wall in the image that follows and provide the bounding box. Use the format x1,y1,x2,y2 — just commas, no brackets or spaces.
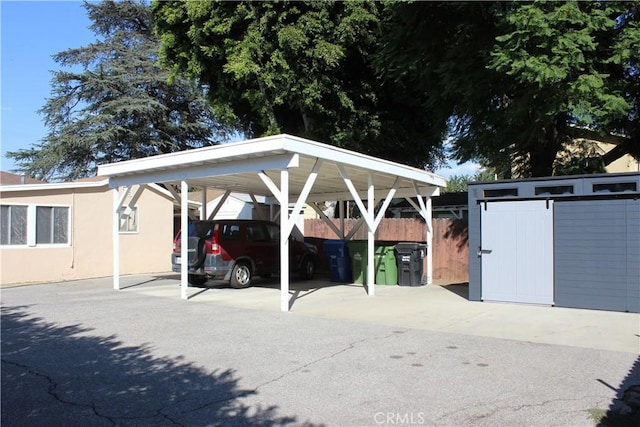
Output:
1,185,173,285
118,187,173,275
597,142,640,173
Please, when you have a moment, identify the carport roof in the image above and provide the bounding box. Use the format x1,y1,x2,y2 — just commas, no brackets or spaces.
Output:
97,134,446,201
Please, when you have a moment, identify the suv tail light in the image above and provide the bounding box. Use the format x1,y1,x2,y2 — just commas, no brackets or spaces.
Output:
207,238,220,255
173,231,181,253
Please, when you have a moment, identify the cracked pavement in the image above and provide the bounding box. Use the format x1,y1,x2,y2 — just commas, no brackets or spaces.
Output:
2,276,638,426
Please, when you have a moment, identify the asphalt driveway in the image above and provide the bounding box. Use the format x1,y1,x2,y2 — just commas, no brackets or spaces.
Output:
2,274,639,426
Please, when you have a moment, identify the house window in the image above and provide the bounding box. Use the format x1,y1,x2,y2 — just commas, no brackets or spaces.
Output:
119,207,138,233
36,206,70,244
0,205,28,245
1,204,70,246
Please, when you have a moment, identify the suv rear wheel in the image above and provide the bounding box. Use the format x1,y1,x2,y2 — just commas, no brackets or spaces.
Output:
230,262,252,288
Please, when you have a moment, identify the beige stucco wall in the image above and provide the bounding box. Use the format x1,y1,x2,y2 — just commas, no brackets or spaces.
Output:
1,184,173,286
597,142,640,173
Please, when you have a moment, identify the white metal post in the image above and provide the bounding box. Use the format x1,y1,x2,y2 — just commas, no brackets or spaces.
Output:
200,187,207,220
112,187,120,290
367,174,375,296
181,180,189,299
425,195,433,285
280,169,290,312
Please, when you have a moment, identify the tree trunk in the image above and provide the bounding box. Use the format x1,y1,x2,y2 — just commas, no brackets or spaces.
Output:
528,117,564,177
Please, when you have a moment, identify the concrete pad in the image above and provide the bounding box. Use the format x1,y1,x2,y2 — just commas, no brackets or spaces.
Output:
118,273,639,354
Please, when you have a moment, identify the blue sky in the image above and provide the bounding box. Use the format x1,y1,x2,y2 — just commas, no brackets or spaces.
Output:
0,1,477,179
1,1,94,172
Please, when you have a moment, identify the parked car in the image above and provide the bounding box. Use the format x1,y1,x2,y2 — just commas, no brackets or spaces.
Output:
171,219,318,287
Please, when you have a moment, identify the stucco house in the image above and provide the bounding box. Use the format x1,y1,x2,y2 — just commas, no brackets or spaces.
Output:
1,172,176,285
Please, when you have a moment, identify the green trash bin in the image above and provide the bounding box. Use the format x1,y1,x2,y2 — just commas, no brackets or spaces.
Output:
347,241,368,284
375,245,398,285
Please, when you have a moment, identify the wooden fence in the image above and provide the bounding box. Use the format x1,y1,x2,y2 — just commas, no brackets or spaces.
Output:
303,218,469,284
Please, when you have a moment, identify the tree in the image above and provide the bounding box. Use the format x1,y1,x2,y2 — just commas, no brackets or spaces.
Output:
443,170,497,193
380,1,639,177
7,0,230,182
151,0,445,169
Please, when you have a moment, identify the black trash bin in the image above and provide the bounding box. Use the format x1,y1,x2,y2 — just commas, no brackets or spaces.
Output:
395,242,428,286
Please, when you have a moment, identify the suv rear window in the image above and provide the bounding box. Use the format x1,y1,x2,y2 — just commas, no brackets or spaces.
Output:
188,222,215,238
220,224,241,240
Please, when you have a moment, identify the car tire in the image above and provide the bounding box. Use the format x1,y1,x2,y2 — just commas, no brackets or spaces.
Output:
230,262,252,288
299,256,315,280
188,274,207,287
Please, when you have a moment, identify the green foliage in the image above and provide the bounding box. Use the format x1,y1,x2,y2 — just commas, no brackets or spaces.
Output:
7,0,230,181
381,1,640,177
152,0,445,169
443,169,497,193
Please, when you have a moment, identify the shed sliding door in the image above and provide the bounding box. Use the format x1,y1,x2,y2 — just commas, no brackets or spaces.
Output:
481,200,554,305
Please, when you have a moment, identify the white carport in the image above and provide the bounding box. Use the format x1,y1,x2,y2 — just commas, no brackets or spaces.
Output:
97,134,446,311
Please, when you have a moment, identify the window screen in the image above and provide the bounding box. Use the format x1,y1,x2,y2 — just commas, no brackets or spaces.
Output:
0,205,28,245
36,206,69,244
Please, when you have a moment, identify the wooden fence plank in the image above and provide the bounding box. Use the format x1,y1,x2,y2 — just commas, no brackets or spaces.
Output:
303,218,468,284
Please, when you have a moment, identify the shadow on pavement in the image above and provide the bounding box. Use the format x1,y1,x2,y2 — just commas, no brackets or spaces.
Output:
437,282,470,300
599,354,640,427
1,305,320,426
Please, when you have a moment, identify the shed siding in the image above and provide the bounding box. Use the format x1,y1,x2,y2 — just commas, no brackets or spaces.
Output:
626,200,640,313
554,199,639,312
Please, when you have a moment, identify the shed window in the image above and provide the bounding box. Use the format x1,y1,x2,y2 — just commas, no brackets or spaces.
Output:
592,182,637,193
535,185,574,196
483,188,518,198
1,205,28,245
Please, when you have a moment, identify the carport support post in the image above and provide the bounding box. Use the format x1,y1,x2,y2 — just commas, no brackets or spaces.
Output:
180,180,189,299
112,187,120,290
200,187,207,220
280,169,290,312
410,185,438,285
425,195,433,285
367,175,375,296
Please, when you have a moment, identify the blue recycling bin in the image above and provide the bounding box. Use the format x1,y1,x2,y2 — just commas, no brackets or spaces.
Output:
323,240,352,283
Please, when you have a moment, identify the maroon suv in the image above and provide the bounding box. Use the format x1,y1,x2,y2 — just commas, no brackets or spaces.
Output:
171,220,318,287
